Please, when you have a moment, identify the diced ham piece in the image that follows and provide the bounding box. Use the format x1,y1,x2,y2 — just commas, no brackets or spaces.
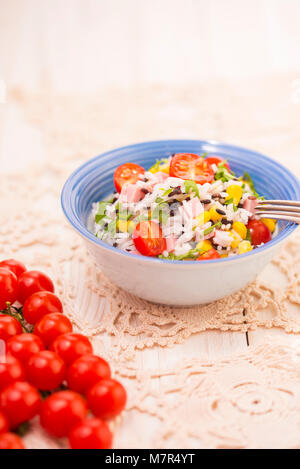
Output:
181,197,203,223
243,197,258,215
166,235,177,253
195,228,215,242
120,184,145,203
146,172,169,192
151,171,169,184
204,230,215,240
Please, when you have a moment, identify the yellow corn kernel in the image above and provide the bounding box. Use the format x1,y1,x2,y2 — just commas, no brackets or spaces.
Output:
117,220,135,234
261,218,276,233
238,240,253,254
148,163,158,174
226,184,243,205
127,221,135,234
117,220,128,233
204,211,211,224
229,231,241,248
196,211,211,226
149,161,170,174
232,221,247,240
160,163,170,174
220,253,228,258
196,240,213,253
209,207,223,222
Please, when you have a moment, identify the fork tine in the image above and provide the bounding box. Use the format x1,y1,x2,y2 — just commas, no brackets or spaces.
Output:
255,199,300,223
256,211,300,224
257,200,300,208
256,204,300,213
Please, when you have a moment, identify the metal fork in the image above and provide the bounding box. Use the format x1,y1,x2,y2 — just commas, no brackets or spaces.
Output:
255,200,300,224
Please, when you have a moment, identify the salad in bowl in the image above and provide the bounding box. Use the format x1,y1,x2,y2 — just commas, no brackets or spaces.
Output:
91,153,275,261
62,140,300,305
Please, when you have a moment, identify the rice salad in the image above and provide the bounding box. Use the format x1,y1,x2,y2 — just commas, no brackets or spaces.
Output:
90,153,276,260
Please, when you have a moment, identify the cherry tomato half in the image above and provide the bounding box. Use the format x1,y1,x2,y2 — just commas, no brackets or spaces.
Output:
197,249,221,261
34,313,73,347
205,156,231,172
50,333,93,366
67,355,111,394
87,378,127,420
169,153,215,184
7,333,45,365
69,418,112,449
0,433,25,449
0,411,9,434
17,271,54,304
133,221,166,257
0,259,26,279
0,268,18,310
0,356,26,392
247,219,272,246
40,390,87,438
0,381,41,428
26,351,66,391
114,163,145,193
23,291,63,325
0,315,22,342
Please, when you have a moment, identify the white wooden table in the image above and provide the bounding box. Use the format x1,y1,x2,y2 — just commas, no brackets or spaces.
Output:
0,0,300,448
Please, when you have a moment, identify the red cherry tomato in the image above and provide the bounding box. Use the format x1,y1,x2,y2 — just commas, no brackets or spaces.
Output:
17,271,54,304
205,156,231,172
23,291,63,325
0,411,9,434
67,355,111,394
50,333,93,366
26,351,66,391
0,432,25,449
0,356,26,391
40,390,87,438
197,249,221,261
247,219,272,246
169,153,215,184
0,268,18,310
87,379,127,420
69,417,112,449
133,221,166,257
34,313,73,347
7,333,45,365
0,381,41,428
114,163,145,193
0,315,22,342
0,259,26,279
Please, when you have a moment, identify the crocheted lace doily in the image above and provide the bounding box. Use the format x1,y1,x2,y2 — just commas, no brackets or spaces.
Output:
1,75,300,448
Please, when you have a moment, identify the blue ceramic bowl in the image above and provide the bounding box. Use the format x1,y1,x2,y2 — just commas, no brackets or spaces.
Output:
61,140,300,305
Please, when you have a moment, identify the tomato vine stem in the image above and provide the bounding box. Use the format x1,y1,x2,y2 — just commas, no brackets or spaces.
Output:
0,302,32,333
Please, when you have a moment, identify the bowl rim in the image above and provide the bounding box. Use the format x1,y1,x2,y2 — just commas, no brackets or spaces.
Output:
61,139,300,266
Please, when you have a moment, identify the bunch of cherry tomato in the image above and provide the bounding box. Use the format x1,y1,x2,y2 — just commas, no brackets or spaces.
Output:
0,259,127,449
